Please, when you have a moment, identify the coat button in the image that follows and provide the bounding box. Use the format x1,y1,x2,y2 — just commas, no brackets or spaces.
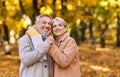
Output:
44,65,47,68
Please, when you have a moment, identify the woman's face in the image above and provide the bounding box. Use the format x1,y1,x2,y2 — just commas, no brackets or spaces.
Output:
52,21,66,37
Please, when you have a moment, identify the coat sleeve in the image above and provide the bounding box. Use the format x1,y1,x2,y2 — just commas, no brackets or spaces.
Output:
18,35,51,67
48,38,78,68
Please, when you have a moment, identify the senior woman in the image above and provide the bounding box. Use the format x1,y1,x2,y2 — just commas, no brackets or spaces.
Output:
48,17,81,77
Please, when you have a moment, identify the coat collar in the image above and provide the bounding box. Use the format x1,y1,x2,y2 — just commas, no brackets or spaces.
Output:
26,26,40,36
55,33,69,43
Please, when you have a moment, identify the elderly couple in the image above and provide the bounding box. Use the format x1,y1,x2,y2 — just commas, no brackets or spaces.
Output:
18,14,81,77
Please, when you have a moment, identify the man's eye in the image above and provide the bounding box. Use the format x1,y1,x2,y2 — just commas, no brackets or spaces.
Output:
48,22,52,25
42,22,46,24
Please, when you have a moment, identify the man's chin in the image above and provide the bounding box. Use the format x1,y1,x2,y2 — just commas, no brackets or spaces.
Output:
42,30,51,35
42,31,48,35
46,31,51,35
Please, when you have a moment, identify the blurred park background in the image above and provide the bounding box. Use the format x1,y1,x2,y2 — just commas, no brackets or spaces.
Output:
0,0,120,77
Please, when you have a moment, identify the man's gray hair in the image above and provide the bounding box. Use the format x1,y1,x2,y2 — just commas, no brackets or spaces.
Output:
35,14,52,24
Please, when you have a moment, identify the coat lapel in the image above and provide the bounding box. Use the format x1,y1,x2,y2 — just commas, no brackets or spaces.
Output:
57,33,69,52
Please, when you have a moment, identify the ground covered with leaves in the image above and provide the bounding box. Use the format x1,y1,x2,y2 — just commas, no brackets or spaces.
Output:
79,43,120,77
0,43,120,77
0,45,19,77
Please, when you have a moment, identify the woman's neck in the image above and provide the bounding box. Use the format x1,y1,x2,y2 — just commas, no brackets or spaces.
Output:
55,35,63,42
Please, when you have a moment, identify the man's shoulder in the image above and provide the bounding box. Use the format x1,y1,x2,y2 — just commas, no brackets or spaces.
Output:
19,34,29,41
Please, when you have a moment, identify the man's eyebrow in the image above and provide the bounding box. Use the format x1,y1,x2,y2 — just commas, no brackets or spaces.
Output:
41,19,49,21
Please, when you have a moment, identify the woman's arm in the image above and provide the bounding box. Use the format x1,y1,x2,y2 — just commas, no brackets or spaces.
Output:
48,38,78,68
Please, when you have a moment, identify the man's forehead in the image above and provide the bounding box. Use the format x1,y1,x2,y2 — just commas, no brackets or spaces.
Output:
41,17,52,22
41,16,51,20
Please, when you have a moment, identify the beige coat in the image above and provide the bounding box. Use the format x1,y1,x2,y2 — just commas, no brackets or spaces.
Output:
48,33,81,77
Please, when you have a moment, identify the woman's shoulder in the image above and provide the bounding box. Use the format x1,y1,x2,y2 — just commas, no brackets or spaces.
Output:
67,36,75,41
65,36,76,44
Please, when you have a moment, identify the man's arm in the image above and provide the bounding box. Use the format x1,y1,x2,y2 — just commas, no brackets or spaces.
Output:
18,35,51,66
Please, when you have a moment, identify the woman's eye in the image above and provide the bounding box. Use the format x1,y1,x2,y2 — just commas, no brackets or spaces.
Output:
59,24,62,27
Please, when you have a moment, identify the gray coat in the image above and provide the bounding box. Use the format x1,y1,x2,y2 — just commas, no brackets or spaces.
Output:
18,34,53,77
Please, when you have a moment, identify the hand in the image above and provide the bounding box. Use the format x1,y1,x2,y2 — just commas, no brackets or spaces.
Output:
46,36,55,45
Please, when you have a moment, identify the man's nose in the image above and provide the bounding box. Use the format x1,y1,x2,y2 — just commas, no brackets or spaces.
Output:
45,23,51,28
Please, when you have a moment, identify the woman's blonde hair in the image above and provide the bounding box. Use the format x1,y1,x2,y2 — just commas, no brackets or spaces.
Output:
52,17,67,27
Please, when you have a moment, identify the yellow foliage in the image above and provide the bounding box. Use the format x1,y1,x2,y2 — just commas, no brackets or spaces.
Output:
101,24,105,29
56,0,62,9
6,0,20,11
0,20,3,25
67,3,76,10
80,0,97,6
40,6,53,15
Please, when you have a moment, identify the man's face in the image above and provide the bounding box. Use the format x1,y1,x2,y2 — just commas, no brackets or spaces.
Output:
35,16,52,35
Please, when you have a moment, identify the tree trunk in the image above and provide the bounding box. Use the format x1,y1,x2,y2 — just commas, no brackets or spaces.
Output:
19,0,27,36
100,22,108,48
116,12,120,47
19,0,25,14
52,0,56,17
80,20,87,42
70,23,80,45
3,21,9,42
100,31,105,48
32,0,39,23
89,21,93,39
61,0,67,15
2,1,9,42
40,0,45,7
89,20,95,50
